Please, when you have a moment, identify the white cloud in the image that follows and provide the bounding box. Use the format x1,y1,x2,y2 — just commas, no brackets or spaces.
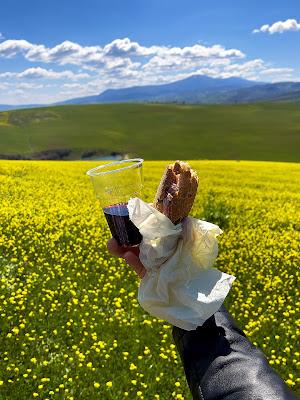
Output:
103,38,154,57
224,59,264,72
59,82,101,98
159,44,244,59
61,83,82,89
0,36,297,104
0,71,17,78
201,59,265,80
17,67,90,80
14,89,28,98
0,82,10,90
0,67,90,85
0,32,4,40
25,40,104,67
0,39,34,57
260,68,293,75
17,82,43,90
0,38,244,71
140,43,244,76
257,67,295,83
253,18,300,34
98,57,141,76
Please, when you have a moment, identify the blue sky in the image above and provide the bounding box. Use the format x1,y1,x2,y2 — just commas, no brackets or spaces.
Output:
1,0,300,105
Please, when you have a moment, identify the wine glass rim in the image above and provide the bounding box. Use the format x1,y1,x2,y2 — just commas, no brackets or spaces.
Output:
86,158,144,176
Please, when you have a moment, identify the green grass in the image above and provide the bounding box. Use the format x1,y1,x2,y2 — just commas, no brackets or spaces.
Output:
0,102,299,162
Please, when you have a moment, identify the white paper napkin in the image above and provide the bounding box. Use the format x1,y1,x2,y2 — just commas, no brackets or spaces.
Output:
128,197,235,331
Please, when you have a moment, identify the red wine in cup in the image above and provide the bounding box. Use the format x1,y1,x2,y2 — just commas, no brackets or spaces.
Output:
103,203,142,246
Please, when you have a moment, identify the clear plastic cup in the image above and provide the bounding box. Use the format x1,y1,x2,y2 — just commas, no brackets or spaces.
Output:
87,158,144,246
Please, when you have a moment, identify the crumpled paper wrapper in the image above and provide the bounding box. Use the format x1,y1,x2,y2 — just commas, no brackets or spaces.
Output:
128,197,235,331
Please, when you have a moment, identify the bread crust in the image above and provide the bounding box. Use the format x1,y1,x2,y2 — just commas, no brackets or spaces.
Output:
153,161,199,224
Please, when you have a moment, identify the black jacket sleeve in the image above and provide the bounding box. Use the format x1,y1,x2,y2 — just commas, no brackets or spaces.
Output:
172,304,299,400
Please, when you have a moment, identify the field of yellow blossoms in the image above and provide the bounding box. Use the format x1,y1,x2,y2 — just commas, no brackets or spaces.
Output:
0,160,299,400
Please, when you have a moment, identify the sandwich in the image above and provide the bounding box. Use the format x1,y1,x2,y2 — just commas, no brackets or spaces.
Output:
153,161,199,225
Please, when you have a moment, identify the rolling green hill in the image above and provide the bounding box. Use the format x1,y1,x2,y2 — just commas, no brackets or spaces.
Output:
0,102,299,162
207,82,300,104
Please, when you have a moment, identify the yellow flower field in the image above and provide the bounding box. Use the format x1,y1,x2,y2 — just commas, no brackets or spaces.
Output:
0,160,299,399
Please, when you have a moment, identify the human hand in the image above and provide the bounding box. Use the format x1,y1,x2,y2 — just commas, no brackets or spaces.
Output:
107,238,146,279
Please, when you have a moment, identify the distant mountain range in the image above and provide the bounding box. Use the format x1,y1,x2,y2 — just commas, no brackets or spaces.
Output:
1,74,300,112
55,75,261,105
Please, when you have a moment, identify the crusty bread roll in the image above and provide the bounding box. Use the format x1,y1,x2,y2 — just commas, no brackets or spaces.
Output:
153,161,199,224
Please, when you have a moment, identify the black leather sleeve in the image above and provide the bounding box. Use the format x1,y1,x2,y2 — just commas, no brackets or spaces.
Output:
172,305,299,400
